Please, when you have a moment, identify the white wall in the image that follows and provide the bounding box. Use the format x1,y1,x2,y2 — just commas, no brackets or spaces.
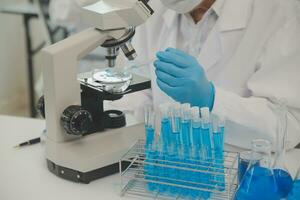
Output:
0,0,45,117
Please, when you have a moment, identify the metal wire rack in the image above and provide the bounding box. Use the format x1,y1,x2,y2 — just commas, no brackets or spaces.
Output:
120,140,239,200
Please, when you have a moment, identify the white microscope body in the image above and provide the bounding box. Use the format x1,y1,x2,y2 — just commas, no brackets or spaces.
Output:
42,0,153,183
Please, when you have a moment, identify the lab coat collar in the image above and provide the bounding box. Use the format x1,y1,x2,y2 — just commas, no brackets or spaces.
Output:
218,0,253,31
162,1,222,28
162,0,253,31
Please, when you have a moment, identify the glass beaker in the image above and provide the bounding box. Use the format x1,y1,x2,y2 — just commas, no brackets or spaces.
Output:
287,167,300,200
235,139,280,200
273,101,293,198
238,151,262,184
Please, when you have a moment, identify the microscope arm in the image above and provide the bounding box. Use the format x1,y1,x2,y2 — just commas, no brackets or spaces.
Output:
42,28,125,143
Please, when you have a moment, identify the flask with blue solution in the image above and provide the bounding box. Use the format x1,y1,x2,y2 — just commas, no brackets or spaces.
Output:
235,139,280,200
287,167,300,200
144,106,157,191
273,101,293,198
238,151,262,184
212,116,225,191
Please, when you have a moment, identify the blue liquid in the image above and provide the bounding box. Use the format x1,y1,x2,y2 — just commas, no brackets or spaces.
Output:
145,126,155,147
235,166,280,200
200,124,212,197
181,120,191,146
213,132,225,190
274,168,293,198
160,118,172,193
173,117,181,134
161,118,172,147
145,147,157,191
201,124,212,160
144,126,156,191
166,149,181,196
287,180,300,200
191,127,204,198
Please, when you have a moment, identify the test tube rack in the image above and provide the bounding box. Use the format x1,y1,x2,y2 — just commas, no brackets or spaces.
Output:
120,140,239,200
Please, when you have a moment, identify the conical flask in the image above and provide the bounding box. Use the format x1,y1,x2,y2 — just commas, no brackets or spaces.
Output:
235,139,280,200
287,167,300,200
273,101,293,198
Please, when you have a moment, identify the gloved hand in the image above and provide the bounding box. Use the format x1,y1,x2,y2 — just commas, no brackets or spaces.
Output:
154,48,215,110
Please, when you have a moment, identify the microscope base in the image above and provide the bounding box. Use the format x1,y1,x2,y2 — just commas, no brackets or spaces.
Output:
47,159,130,184
46,121,144,183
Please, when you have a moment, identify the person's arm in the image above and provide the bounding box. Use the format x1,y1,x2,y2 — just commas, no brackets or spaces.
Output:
213,86,300,150
213,5,300,149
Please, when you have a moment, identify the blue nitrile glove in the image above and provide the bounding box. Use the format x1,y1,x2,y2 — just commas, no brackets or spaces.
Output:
154,48,215,110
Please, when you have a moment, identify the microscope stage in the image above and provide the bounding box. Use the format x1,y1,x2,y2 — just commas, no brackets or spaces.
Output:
78,70,151,95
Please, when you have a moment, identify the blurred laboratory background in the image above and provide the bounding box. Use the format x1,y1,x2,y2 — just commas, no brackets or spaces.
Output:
0,0,105,118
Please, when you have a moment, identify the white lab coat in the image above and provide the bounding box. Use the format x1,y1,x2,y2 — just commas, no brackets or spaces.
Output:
130,0,300,149
49,0,300,149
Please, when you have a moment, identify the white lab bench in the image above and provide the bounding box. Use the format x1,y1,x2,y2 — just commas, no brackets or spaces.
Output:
1,115,300,200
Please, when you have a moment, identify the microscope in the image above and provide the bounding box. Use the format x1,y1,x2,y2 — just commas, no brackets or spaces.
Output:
41,0,154,183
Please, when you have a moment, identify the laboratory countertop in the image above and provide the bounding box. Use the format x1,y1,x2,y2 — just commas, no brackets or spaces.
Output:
1,115,300,200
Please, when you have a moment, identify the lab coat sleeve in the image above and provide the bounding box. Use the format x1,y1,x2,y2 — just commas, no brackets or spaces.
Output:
212,87,300,150
212,5,300,150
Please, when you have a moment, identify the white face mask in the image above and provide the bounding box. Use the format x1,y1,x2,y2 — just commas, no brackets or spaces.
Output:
161,0,202,13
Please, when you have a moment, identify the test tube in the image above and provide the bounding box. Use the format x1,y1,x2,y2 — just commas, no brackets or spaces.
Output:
144,106,157,191
200,107,212,160
166,102,181,194
191,107,201,148
180,103,192,147
182,104,199,196
200,107,213,198
170,102,181,136
159,103,173,193
191,106,203,198
144,106,156,148
212,116,225,190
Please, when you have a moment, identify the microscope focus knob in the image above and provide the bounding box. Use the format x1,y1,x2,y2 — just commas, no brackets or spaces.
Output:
61,105,93,136
37,95,45,118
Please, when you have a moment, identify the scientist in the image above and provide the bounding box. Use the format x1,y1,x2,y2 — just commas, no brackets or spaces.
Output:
50,0,300,149
130,0,300,149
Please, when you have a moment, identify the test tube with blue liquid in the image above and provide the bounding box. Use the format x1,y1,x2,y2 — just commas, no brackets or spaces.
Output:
168,103,182,194
287,167,300,200
144,106,156,191
200,107,212,160
158,104,173,193
180,103,192,195
212,116,225,191
170,102,181,144
200,107,213,193
190,106,203,198
180,103,192,148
